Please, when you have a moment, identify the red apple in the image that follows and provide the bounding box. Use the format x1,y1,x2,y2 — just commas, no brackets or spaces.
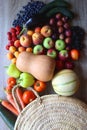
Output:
41,25,52,37
58,50,69,61
47,49,57,58
34,27,41,33
20,34,32,47
32,32,44,45
56,60,64,71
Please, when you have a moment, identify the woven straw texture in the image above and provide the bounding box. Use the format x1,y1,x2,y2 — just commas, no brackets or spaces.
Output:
14,95,87,130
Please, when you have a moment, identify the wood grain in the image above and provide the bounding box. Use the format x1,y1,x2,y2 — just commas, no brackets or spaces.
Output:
0,0,87,130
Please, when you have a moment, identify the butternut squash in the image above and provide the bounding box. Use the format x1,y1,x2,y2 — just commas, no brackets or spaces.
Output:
16,52,56,82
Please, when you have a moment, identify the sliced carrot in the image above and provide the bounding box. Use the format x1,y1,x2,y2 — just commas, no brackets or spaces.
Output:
16,87,25,109
1,100,19,116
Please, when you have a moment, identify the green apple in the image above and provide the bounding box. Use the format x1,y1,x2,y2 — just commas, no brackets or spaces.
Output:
55,39,65,51
7,63,21,78
17,72,35,88
33,45,44,54
43,37,54,49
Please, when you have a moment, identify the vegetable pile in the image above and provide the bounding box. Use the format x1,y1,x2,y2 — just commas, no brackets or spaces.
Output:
0,0,85,129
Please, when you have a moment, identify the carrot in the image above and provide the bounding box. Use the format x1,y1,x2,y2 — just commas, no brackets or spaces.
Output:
6,93,19,113
4,88,19,113
15,87,25,109
1,100,19,116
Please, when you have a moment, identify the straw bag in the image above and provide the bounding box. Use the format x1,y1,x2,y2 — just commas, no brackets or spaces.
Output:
14,86,87,130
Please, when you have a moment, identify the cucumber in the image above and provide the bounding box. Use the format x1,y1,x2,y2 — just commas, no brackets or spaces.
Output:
0,104,17,130
39,0,70,14
46,7,74,19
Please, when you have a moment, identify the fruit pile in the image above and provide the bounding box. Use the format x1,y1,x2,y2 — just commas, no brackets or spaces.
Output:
6,15,85,68
1,0,85,122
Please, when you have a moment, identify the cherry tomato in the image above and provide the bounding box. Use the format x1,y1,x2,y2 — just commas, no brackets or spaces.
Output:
5,85,13,93
7,77,16,86
22,90,36,104
34,80,46,92
70,49,80,60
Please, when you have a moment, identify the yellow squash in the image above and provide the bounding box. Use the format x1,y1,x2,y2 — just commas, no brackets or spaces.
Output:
16,52,56,82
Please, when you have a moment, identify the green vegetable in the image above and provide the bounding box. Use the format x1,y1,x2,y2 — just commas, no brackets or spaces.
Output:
17,72,35,88
7,63,21,78
39,0,70,14
0,103,17,130
46,7,74,19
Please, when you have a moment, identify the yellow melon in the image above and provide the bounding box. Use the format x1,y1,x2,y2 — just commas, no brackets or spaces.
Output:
52,69,80,96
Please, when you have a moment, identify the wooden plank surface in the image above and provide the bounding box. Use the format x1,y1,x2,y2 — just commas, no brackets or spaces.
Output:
0,0,87,129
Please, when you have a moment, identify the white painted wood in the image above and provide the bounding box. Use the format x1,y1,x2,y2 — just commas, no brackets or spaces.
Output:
0,0,87,129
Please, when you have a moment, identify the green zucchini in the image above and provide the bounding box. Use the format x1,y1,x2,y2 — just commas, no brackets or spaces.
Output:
0,103,17,130
39,0,70,14
46,7,74,19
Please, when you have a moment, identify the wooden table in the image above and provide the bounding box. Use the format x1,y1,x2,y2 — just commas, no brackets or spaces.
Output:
0,0,87,129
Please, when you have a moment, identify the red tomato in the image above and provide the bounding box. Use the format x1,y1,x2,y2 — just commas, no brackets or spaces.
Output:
34,80,46,92
7,77,16,86
70,49,80,60
5,85,13,93
22,90,36,104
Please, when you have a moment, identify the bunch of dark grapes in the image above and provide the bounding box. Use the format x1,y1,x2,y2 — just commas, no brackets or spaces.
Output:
12,1,45,27
71,26,85,50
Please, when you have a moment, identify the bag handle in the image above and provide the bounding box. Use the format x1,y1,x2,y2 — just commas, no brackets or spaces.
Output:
12,85,42,113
